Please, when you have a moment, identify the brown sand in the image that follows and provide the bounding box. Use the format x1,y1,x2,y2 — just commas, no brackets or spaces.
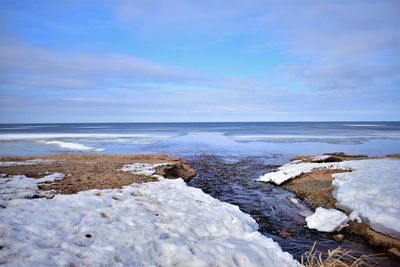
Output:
0,154,195,194
282,153,400,253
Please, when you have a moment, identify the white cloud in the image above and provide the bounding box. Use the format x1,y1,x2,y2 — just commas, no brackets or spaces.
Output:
0,40,200,89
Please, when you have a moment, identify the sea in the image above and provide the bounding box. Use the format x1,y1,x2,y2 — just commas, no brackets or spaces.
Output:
1,122,400,265
0,121,399,157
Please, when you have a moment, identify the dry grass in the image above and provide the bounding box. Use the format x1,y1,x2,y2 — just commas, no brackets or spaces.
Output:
301,242,385,267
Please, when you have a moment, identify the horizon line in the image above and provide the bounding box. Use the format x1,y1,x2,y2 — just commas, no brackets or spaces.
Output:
1,121,400,124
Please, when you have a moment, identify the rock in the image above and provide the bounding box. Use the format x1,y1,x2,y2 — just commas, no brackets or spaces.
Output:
388,247,400,257
155,162,196,181
334,234,344,241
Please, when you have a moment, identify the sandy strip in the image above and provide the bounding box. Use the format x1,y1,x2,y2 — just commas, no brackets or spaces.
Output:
0,154,195,194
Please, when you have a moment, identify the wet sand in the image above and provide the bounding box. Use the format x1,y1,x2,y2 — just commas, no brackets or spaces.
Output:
0,154,195,194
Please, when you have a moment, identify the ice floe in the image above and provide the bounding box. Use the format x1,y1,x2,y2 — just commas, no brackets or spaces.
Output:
260,157,400,238
305,208,349,232
0,178,300,266
37,140,104,152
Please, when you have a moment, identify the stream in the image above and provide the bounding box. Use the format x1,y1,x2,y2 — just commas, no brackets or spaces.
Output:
186,154,398,266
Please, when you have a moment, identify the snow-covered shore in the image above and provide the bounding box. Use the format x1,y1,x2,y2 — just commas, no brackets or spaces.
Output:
0,179,299,266
0,158,300,266
260,157,400,239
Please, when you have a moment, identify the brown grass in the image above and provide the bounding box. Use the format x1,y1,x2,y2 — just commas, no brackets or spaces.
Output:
301,242,385,267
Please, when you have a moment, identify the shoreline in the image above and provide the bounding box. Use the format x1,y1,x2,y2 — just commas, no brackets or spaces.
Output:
0,154,195,194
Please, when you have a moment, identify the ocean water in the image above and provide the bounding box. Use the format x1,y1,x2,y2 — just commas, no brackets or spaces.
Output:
0,122,400,157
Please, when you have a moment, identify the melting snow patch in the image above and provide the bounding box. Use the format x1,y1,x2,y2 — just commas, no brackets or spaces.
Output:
310,155,331,162
0,159,54,167
0,173,64,205
0,178,300,267
120,163,172,180
259,161,346,185
37,140,104,152
306,207,349,232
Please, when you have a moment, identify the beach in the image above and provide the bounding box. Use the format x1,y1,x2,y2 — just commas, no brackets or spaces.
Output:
1,152,399,266
1,122,400,266
0,154,195,194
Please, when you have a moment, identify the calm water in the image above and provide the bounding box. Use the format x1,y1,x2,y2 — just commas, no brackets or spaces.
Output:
1,122,399,265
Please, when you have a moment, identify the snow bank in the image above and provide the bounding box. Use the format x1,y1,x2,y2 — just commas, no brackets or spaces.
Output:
310,155,331,162
306,208,349,232
120,163,171,179
0,173,64,205
0,159,54,167
0,178,300,267
37,140,104,152
260,157,400,238
332,158,400,238
259,161,346,185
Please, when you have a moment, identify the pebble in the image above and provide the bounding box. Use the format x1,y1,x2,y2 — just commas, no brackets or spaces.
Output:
333,234,344,241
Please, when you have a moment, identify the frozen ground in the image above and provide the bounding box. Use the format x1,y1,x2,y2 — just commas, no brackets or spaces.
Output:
260,158,400,238
0,178,299,267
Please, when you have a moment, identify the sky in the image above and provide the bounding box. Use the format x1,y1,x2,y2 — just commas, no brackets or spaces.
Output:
0,0,399,123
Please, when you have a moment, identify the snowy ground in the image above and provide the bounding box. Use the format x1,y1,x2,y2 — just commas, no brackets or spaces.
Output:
260,158,400,239
0,172,64,206
0,167,300,266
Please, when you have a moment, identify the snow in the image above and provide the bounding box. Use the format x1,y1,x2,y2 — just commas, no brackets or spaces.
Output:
305,208,349,232
120,163,172,180
37,140,104,152
0,159,54,167
310,155,331,162
0,173,64,205
332,158,400,238
260,157,400,238
0,178,300,267
259,161,345,185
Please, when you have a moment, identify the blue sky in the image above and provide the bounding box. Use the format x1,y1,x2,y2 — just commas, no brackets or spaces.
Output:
0,0,399,122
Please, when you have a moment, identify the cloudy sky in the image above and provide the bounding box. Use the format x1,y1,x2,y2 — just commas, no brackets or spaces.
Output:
1,0,399,122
